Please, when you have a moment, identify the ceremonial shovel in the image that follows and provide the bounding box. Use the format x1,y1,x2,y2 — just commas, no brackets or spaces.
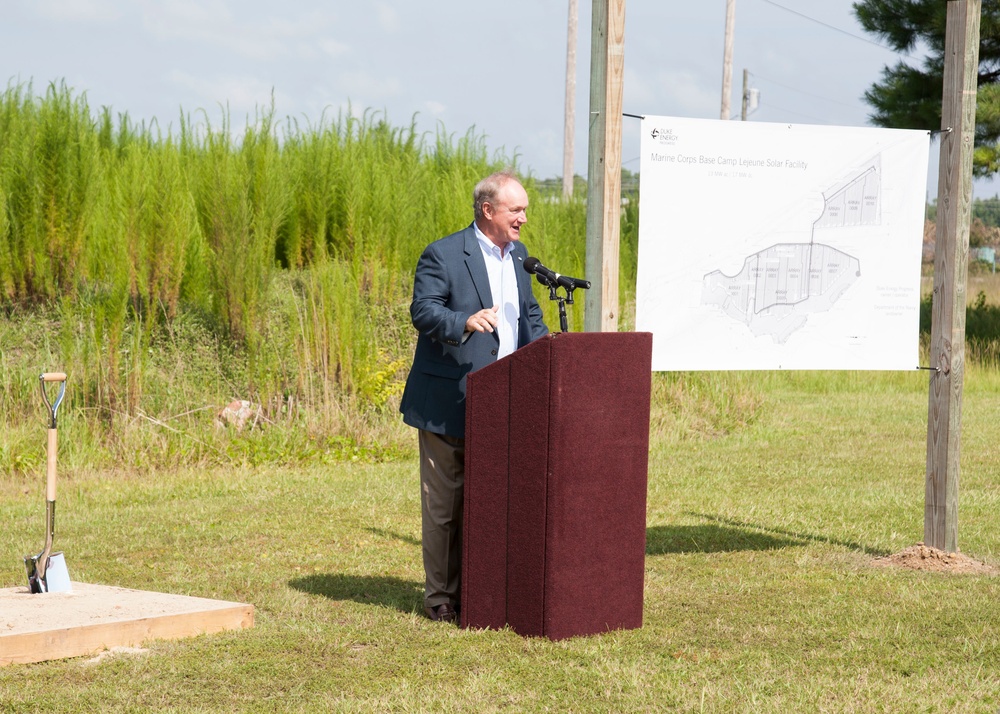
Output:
24,372,72,594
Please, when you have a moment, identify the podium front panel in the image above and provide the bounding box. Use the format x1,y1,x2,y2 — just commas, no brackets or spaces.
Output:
463,332,652,639
461,357,511,630
505,337,552,636
542,333,651,639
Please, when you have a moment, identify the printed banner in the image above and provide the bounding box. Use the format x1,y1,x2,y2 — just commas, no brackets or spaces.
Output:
636,116,930,371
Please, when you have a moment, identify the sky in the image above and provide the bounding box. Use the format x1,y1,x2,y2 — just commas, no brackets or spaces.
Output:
4,0,996,199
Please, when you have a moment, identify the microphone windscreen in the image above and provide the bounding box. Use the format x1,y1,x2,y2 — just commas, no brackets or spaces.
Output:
523,256,540,274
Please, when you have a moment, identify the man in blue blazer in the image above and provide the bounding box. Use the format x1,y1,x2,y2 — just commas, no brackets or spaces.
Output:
400,170,549,623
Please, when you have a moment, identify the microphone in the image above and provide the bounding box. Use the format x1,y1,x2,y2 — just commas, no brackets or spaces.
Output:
523,257,591,290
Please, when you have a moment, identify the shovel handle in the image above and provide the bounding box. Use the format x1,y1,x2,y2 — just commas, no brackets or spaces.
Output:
47,429,57,501
40,373,66,500
40,372,67,428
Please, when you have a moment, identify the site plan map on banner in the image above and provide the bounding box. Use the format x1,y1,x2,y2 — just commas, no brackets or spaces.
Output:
635,116,930,371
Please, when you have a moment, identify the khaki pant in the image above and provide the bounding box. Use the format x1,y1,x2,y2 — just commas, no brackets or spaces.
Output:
418,429,465,609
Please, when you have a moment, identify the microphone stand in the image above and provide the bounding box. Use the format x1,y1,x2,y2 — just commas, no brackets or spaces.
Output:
542,280,577,333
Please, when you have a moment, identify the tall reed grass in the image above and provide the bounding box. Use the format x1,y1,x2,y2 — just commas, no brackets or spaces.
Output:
920,285,1000,368
7,81,1000,473
0,81,637,469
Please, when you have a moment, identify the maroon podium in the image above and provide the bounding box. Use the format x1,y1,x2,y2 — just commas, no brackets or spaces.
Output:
461,332,652,640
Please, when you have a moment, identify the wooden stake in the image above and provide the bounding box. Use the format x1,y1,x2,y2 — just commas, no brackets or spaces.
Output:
584,0,625,333
925,0,981,552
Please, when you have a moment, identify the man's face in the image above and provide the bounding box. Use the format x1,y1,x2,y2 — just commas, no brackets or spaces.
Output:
481,180,529,247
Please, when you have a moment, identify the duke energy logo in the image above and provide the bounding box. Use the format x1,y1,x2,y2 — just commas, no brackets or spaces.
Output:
650,127,677,146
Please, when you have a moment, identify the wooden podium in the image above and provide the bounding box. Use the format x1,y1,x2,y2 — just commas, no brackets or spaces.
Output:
461,332,652,640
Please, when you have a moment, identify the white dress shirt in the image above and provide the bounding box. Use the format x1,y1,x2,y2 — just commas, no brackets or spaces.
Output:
474,224,520,360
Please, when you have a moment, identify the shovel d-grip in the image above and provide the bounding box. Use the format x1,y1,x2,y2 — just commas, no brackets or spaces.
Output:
24,372,71,594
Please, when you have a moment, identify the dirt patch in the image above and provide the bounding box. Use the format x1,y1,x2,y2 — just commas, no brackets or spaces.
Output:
84,646,150,666
872,542,997,575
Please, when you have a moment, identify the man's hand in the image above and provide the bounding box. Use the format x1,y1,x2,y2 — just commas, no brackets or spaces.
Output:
466,306,499,333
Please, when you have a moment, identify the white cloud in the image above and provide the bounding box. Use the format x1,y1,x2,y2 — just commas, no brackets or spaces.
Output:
140,0,232,37
626,66,717,117
337,70,401,100
375,3,400,34
319,39,350,58
139,0,340,62
269,11,336,39
34,0,121,22
422,100,446,117
165,70,289,119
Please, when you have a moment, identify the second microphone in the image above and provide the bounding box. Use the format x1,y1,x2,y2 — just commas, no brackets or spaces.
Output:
523,257,591,290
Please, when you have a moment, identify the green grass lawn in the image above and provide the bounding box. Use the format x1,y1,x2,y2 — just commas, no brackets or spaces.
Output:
2,371,999,712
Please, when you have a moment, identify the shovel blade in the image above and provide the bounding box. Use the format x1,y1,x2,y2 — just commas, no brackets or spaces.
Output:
24,554,45,593
44,552,71,592
23,551,71,594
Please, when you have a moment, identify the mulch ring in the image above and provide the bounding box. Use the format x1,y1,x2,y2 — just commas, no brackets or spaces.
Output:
872,542,997,575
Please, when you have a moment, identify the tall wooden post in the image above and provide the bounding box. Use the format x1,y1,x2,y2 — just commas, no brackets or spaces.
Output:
584,0,626,332
563,0,579,198
925,0,981,552
740,68,749,121
720,0,736,120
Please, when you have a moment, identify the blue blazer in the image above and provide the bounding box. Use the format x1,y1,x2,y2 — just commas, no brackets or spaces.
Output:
399,224,549,438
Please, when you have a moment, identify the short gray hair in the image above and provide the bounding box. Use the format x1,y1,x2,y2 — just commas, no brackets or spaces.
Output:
473,169,521,220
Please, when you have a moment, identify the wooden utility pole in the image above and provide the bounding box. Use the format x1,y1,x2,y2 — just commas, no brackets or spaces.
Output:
721,0,736,120
584,0,626,332
741,68,749,121
925,0,981,552
563,0,579,198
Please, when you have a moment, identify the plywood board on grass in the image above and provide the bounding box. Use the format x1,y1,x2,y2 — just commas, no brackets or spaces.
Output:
0,582,254,666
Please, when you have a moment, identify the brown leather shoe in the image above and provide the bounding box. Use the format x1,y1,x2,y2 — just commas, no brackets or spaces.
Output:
424,603,457,623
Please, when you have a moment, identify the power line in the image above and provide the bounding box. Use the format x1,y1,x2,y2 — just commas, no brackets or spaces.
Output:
751,73,860,109
758,0,922,60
